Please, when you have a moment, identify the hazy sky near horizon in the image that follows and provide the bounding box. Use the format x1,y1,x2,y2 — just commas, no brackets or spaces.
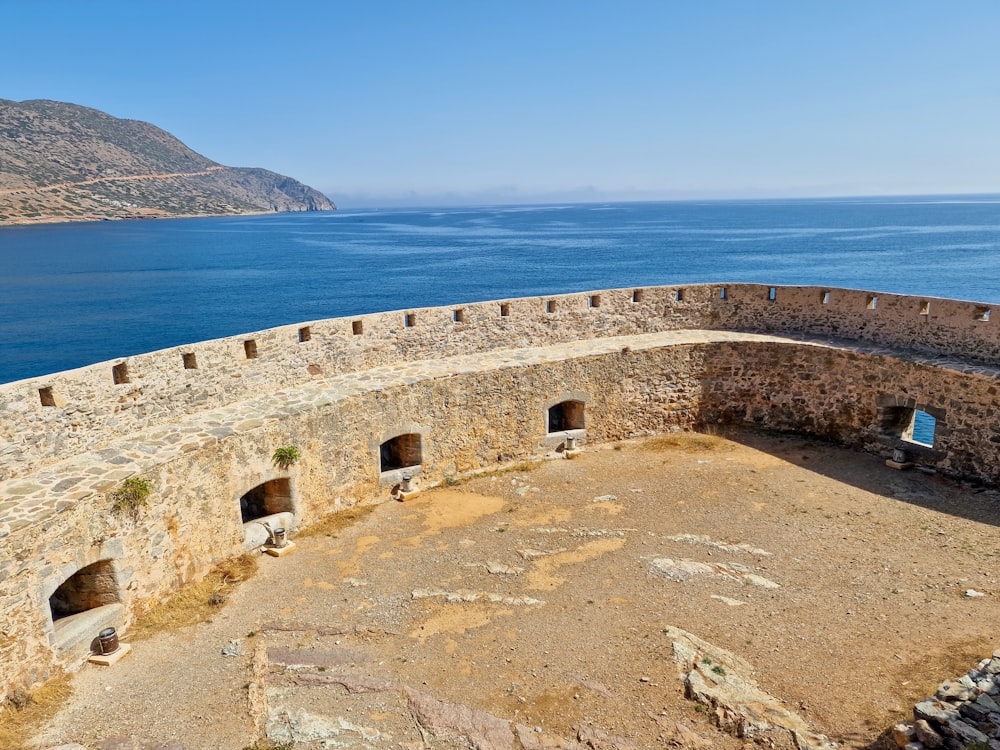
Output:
1,1,998,206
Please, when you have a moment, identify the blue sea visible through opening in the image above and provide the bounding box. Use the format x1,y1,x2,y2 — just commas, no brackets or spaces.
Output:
1,196,999,385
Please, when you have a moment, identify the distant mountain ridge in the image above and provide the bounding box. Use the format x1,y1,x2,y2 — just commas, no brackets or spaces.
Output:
0,99,335,225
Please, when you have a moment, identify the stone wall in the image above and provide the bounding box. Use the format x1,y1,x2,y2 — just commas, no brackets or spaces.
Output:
698,341,1000,480
0,342,704,699
3,284,999,482
2,284,1000,706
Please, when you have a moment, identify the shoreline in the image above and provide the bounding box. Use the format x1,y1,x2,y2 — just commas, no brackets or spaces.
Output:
0,206,335,229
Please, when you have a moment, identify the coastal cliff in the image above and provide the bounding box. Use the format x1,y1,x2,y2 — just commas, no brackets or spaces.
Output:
0,98,335,225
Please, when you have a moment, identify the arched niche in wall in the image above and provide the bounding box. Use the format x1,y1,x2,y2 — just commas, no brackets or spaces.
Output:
375,424,428,487
541,390,590,449
238,477,297,550
44,558,124,664
380,433,422,473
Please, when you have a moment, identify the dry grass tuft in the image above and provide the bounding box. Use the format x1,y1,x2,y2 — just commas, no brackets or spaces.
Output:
129,554,259,640
0,674,73,750
296,504,378,539
643,433,729,453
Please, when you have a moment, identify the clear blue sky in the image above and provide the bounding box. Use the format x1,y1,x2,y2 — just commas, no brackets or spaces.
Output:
2,1,998,206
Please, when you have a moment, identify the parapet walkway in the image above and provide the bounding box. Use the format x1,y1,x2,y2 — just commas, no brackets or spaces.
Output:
3,328,999,539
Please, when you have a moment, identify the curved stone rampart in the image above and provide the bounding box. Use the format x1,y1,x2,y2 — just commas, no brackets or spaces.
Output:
2,283,998,482
1,283,999,706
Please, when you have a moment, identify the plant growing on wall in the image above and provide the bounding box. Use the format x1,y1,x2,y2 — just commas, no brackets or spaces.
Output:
271,446,301,470
110,476,153,517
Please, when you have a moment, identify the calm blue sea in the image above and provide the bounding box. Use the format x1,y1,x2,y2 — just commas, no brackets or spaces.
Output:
2,196,1000,384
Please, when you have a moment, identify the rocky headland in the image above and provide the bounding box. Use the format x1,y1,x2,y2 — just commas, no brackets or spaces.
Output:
0,99,335,225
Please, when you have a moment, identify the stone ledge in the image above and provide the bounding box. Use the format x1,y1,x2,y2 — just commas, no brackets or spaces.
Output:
51,602,124,666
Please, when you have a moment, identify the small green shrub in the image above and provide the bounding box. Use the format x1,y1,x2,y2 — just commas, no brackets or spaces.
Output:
110,477,153,516
711,665,726,676
271,446,301,470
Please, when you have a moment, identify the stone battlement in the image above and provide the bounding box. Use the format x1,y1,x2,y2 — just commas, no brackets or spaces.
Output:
2,283,999,706
3,283,999,482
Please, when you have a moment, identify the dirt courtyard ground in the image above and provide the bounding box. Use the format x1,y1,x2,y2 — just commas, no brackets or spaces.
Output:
31,429,1000,749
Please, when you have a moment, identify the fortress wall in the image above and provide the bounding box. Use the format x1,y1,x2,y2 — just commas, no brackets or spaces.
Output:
3,284,999,482
720,285,1000,361
0,284,710,482
0,343,705,699
3,285,1000,701
699,341,1000,480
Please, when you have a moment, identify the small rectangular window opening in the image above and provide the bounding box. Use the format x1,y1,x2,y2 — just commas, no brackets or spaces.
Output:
244,340,258,359
919,301,930,316
453,308,466,323
631,289,644,303
867,295,878,310
675,289,684,302
903,409,937,448
976,307,991,322
182,353,198,370
589,294,601,308
822,291,831,305
380,433,423,472
405,313,416,327
546,300,556,313
39,387,56,407
298,326,311,342
352,320,364,335
719,287,727,300
768,287,777,302
548,400,586,433
500,303,510,317
112,362,130,384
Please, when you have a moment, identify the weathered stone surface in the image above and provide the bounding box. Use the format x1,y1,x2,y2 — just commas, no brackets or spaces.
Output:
267,707,381,745
665,721,714,749
267,671,395,693
406,687,514,750
893,721,917,747
978,693,1000,712
915,700,961,725
663,626,834,750
650,557,779,588
95,739,187,750
667,533,772,556
576,723,638,750
914,719,943,748
515,724,587,749
266,646,371,669
940,718,989,745
937,679,975,702
411,588,544,606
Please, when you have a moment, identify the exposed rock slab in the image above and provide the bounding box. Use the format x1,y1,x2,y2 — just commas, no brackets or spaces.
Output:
411,587,544,606
651,557,780,588
406,687,515,750
662,626,834,750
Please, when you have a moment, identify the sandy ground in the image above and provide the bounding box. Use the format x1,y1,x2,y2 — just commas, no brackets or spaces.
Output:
31,429,1000,749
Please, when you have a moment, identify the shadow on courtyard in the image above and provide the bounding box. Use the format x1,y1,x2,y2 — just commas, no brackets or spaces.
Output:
715,425,1000,530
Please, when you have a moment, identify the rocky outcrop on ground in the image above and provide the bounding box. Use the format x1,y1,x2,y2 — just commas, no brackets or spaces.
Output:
893,650,1000,750
663,626,836,750
0,98,334,225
